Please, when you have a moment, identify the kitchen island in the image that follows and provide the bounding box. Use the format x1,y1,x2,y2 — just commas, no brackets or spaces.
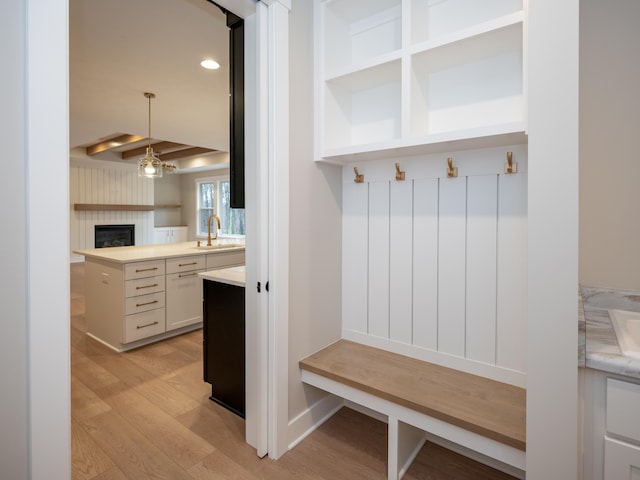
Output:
74,240,245,352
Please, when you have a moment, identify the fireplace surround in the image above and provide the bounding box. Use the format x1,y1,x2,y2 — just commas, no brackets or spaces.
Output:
95,224,135,248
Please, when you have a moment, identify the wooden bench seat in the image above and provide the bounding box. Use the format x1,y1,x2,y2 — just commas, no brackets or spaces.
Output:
299,339,526,479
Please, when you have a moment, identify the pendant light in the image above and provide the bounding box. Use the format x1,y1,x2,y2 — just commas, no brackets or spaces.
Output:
138,92,163,178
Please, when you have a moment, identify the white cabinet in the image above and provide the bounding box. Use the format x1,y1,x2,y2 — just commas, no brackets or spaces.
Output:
583,371,640,480
83,249,245,351
604,378,640,479
604,437,640,479
206,250,246,270
314,0,526,162
153,226,188,244
165,255,206,331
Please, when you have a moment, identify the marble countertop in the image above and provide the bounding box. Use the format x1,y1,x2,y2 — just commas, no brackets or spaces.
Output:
199,265,246,287
581,286,640,379
74,239,244,263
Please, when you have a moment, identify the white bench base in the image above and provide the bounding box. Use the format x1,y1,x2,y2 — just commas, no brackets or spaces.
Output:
301,369,526,480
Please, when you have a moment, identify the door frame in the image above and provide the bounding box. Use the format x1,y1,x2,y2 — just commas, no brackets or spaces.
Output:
243,0,291,459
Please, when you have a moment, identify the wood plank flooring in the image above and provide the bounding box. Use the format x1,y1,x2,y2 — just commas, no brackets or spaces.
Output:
71,262,516,480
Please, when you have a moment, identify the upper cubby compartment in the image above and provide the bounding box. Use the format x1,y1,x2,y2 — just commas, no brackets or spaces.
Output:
322,0,402,74
314,0,527,163
410,22,523,138
323,59,402,152
410,0,522,46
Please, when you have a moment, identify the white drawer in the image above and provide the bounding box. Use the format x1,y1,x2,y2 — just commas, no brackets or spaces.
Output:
125,291,165,315
124,259,165,280
124,308,166,343
125,275,165,298
205,250,245,270
166,255,206,274
607,378,640,442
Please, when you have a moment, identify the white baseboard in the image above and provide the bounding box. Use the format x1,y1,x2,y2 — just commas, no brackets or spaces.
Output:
287,392,344,451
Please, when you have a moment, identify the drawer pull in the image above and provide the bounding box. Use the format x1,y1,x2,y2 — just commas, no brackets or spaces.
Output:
136,321,159,329
135,267,158,273
178,272,198,278
136,300,159,307
136,283,159,290
178,262,198,267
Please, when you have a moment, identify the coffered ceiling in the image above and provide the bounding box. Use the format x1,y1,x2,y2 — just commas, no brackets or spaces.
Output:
70,0,232,169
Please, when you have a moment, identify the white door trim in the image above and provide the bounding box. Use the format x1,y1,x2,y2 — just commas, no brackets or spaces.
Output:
261,0,291,460
246,0,291,460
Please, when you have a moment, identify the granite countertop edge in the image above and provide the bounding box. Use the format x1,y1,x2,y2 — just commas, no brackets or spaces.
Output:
581,285,640,380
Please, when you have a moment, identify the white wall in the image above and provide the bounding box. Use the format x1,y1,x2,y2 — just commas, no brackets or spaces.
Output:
287,0,343,429
0,0,70,477
154,174,183,227
579,0,640,291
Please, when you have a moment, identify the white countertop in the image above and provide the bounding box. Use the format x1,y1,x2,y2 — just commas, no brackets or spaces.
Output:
199,266,246,287
74,240,245,263
582,286,640,379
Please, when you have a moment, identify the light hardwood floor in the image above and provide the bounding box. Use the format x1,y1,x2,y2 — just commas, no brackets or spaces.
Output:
71,262,516,479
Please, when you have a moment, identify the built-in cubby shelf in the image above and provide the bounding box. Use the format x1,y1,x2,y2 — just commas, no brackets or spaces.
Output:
314,0,526,164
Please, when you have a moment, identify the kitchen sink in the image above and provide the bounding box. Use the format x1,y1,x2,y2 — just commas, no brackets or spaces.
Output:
194,243,244,250
609,309,640,359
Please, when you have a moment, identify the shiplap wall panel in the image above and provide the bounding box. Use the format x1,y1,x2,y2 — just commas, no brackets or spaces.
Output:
368,181,391,338
342,183,369,334
69,164,154,261
341,146,528,384
465,175,498,364
437,177,467,357
389,181,414,344
496,173,528,372
412,178,439,350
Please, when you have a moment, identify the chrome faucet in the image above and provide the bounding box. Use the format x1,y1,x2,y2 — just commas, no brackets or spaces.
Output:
207,214,221,246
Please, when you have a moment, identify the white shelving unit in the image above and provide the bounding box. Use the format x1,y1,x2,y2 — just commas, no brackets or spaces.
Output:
314,0,527,163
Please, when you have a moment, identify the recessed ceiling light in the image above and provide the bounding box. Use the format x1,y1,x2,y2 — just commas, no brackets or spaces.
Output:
200,59,220,70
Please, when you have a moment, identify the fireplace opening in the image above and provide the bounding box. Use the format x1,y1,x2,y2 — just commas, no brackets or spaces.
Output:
95,224,135,248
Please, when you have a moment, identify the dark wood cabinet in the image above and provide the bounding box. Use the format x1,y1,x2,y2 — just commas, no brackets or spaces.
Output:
203,279,245,417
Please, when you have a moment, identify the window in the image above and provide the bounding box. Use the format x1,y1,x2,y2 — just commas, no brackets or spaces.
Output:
196,177,245,237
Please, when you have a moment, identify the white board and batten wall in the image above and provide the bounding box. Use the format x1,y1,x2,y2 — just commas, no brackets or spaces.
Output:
69,162,155,262
342,145,527,387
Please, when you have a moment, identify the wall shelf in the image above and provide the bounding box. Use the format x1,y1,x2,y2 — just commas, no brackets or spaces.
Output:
73,204,154,211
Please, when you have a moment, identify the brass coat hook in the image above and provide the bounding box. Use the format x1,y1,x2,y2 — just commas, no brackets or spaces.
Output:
395,162,405,181
504,151,517,174
446,157,458,178
353,167,364,184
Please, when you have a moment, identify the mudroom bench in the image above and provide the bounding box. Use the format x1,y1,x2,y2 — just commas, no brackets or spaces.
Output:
299,340,526,480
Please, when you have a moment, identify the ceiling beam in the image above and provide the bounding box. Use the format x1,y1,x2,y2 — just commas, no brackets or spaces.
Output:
85,134,145,156
120,141,186,159
160,147,216,161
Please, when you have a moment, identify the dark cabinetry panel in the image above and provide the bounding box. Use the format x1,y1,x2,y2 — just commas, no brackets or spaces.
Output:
203,279,245,417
